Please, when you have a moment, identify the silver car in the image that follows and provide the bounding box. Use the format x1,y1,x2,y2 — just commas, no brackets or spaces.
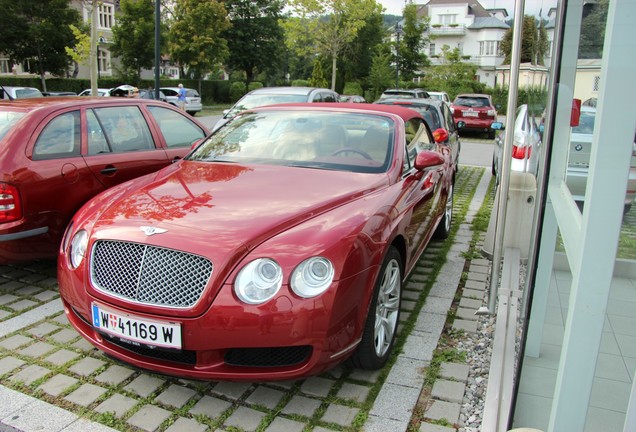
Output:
213,86,339,131
491,104,542,182
493,104,636,212
566,106,636,211
160,87,203,116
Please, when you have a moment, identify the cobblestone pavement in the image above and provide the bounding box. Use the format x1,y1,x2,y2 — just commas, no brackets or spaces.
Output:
0,166,489,432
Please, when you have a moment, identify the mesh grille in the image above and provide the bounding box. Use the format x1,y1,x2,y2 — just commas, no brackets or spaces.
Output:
91,240,213,308
225,346,312,367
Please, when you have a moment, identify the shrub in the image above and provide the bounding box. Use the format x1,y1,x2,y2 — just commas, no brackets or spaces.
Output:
247,82,263,92
342,82,363,96
229,82,247,103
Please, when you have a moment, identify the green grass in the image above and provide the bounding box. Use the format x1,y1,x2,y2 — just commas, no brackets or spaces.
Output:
555,204,636,260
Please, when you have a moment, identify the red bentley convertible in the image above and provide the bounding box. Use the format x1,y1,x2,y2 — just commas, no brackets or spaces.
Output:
58,103,455,381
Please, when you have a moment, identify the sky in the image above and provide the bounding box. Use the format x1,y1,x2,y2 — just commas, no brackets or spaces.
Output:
379,0,557,18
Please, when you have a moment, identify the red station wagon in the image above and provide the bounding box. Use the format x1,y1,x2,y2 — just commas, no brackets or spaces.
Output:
0,97,209,263
451,93,498,139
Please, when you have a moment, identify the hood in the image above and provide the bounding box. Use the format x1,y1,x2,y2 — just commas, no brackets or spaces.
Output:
91,161,389,255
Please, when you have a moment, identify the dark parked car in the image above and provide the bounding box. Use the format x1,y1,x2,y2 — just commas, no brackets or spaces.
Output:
375,97,460,178
42,91,77,97
451,93,498,139
213,86,339,130
0,97,209,263
58,103,454,381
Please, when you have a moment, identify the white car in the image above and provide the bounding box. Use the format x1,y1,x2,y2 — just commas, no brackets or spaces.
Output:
78,88,111,97
160,87,202,116
0,86,43,99
428,91,451,105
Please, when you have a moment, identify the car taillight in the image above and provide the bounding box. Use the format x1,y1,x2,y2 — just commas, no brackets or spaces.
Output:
512,145,531,160
487,109,496,117
0,183,22,223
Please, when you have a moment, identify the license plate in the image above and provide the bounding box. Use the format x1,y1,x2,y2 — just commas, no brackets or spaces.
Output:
91,303,182,349
463,111,478,117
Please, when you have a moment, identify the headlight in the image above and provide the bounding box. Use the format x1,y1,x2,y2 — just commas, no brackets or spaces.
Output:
290,257,334,298
69,230,88,269
234,258,282,304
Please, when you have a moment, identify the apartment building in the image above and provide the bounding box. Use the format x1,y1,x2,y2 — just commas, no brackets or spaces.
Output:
418,0,510,87
0,1,178,81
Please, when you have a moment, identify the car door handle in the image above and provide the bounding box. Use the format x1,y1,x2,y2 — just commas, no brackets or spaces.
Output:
100,166,118,175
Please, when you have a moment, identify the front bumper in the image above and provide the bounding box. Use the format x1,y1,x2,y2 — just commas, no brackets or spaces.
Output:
58,269,374,381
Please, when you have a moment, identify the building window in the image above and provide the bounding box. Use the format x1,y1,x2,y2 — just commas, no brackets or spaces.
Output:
99,3,115,29
0,58,10,74
429,43,436,57
438,14,457,25
479,41,499,56
593,75,601,91
97,49,110,75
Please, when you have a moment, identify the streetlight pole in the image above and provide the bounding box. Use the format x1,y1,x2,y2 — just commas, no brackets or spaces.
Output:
395,23,403,89
97,36,104,81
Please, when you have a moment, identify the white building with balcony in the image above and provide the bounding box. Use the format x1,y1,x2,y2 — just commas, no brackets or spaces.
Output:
418,0,510,87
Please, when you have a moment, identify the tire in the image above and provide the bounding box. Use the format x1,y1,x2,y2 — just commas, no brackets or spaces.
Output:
187,111,196,117
349,247,402,370
433,183,453,239
491,155,497,176
488,130,496,140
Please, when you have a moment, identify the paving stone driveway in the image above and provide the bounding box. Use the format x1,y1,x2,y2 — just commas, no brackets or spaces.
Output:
0,167,487,432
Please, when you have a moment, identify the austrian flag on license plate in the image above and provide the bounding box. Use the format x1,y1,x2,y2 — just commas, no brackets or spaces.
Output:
91,303,182,349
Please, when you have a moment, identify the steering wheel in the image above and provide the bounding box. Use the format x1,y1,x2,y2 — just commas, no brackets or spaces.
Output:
332,147,374,160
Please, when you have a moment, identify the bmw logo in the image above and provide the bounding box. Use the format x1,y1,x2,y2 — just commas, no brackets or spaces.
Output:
575,144,583,151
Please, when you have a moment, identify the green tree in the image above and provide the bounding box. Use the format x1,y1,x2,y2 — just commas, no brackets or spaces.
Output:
339,10,386,91
223,0,285,84
309,58,329,88
111,0,157,81
397,3,430,80
283,0,383,90
368,51,394,100
579,0,608,59
168,0,231,83
65,23,92,79
423,47,484,98
0,0,81,89
500,15,548,65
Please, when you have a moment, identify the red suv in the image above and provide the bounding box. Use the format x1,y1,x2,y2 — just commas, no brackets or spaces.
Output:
451,93,498,139
0,97,209,263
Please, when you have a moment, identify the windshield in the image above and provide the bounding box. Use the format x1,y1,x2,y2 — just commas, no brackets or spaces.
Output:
572,110,595,135
15,88,43,98
228,94,308,117
454,97,490,108
189,110,395,174
0,111,26,141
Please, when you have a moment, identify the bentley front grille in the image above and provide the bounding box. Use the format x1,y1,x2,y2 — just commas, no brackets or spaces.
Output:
91,240,213,308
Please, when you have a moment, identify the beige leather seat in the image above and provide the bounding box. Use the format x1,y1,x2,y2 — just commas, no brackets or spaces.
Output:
316,125,347,156
362,127,390,163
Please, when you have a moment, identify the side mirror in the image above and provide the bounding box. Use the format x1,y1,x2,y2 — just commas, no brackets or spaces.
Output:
432,128,449,143
491,122,504,130
456,121,466,129
414,150,445,171
495,104,502,110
